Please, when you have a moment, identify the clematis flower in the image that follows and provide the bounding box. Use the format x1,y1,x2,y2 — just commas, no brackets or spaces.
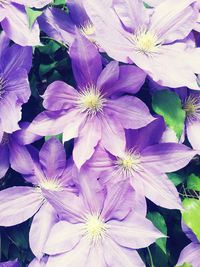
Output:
38,0,97,46
28,256,48,267
0,260,19,267
177,223,200,267
0,138,77,259
0,0,51,46
84,0,200,89
85,118,197,209
0,31,32,133
28,33,154,168
42,169,163,267
0,122,41,179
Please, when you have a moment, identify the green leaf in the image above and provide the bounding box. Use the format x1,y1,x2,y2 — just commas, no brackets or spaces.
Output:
39,62,57,76
37,40,60,54
182,198,200,241
177,263,192,267
147,212,167,253
26,7,43,28
152,90,186,139
167,172,186,186
187,173,200,191
53,0,66,5
45,134,63,142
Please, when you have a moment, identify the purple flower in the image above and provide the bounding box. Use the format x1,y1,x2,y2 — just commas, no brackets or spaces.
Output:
0,122,41,179
0,138,77,259
0,0,51,46
42,168,163,267
0,260,19,267
39,0,97,46
84,0,200,89
28,33,154,168
177,223,200,267
28,257,48,267
0,31,32,133
85,118,197,209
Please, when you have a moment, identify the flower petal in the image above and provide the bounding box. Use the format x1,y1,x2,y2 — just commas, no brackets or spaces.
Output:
0,144,9,179
43,81,78,111
39,137,66,179
44,220,83,255
29,203,57,259
0,186,43,226
73,117,101,169
177,242,200,266
2,4,40,46
141,143,196,173
69,31,102,89
186,120,200,150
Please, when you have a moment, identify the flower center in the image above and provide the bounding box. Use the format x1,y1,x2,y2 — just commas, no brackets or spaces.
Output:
80,22,95,37
77,86,106,116
39,179,62,191
131,30,160,55
85,215,106,241
0,132,9,145
116,151,141,176
183,94,200,121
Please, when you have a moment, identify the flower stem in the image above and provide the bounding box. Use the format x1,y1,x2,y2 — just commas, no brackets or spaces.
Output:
147,247,155,267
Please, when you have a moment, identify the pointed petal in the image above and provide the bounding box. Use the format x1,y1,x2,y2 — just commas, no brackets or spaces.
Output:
2,4,40,46
104,238,145,267
39,138,66,179
45,238,90,267
150,0,198,43
101,113,125,157
29,203,57,259
28,111,69,136
106,96,155,130
0,187,43,226
9,137,34,175
135,170,182,210
44,221,83,255
73,117,101,168
13,0,52,8
108,213,163,249
69,31,102,88
43,81,78,111
141,143,196,173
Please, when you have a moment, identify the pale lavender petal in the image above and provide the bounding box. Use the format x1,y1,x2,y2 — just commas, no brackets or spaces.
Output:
13,0,52,8
44,221,83,255
150,0,198,43
28,111,69,136
39,138,66,179
12,122,42,145
177,242,200,266
112,0,148,31
69,32,102,89
9,137,35,175
2,4,40,46
28,257,48,267
134,170,182,209
45,237,90,267
186,120,200,150
29,203,57,259
0,31,10,58
104,238,145,267
0,7,6,22
101,113,125,157
0,94,21,133
106,96,155,130
101,182,135,221
108,213,163,249
73,117,101,168
141,143,196,172
0,144,9,178
0,187,43,226
43,81,78,111
38,7,75,45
